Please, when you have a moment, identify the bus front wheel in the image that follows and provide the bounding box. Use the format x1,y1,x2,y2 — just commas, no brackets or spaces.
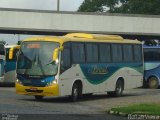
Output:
71,83,79,102
35,95,43,101
148,77,159,89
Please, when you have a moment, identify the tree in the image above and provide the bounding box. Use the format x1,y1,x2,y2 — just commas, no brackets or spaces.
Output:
116,0,160,15
78,0,119,12
78,0,106,12
78,0,160,15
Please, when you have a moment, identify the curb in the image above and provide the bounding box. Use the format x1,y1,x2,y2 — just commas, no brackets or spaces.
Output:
108,110,128,117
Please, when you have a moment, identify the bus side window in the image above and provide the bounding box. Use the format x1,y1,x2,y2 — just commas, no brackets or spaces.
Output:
134,45,142,62
60,48,71,73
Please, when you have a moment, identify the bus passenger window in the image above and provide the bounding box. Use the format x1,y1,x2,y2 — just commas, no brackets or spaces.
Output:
72,43,85,63
134,45,142,62
99,44,111,62
61,48,71,73
86,43,98,63
112,44,122,62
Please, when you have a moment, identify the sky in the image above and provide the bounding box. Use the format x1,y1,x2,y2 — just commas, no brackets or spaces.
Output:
0,0,84,45
0,0,84,11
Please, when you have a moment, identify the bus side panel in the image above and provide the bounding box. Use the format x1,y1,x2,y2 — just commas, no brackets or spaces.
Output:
4,61,16,83
59,65,99,96
144,62,160,84
59,63,143,96
101,67,143,92
4,70,16,83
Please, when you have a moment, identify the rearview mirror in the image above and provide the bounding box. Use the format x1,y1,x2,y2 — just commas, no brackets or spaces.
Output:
9,45,20,60
52,46,64,64
9,48,14,59
52,48,59,64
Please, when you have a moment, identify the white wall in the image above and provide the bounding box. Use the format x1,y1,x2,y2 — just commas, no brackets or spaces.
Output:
0,9,160,35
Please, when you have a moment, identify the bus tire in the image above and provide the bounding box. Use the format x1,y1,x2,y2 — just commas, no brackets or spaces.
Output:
84,93,93,97
71,83,80,102
35,95,43,101
148,77,159,89
108,79,124,97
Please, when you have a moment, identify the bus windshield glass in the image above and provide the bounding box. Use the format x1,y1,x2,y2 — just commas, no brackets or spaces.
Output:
17,41,59,76
144,48,160,61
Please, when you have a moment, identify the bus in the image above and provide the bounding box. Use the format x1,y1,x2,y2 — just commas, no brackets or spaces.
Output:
16,33,143,101
0,45,19,85
143,45,160,89
0,43,5,83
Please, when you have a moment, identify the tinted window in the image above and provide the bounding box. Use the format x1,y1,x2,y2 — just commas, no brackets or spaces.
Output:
72,43,85,63
112,44,122,62
134,45,142,61
144,48,160,61
99,44,111,62
61,48,71,68
86,43,98,63
123,45,133,62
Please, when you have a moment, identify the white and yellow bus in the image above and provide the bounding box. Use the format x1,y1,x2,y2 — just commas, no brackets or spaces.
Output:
16,33,143,101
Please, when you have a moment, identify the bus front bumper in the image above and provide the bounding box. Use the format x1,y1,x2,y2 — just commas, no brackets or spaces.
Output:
16,83,59,96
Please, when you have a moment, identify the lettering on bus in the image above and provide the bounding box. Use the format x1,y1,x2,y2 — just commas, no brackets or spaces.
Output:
88,66,108,75
27,44,41,48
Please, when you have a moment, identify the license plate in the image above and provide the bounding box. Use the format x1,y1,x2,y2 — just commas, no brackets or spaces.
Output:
30,88,37,91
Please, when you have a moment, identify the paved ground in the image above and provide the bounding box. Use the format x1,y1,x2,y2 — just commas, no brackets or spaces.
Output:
0,87,160,120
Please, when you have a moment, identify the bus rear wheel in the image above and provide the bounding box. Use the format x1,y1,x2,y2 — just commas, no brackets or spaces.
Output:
108,79,124,97
148,77,159,89
35,95,43,101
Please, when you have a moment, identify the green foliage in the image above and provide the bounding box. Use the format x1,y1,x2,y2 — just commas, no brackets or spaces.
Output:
117,0,160,15
110,104,160,115
78,0,106,12
78,0,160,15
78,0,119,12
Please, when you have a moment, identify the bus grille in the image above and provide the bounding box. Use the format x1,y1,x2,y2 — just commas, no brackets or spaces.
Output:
25,89,43,93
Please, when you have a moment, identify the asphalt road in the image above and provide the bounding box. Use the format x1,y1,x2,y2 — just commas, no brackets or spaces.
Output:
0,87,160,120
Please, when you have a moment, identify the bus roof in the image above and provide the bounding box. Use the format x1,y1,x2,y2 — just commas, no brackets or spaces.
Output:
23,33,141,45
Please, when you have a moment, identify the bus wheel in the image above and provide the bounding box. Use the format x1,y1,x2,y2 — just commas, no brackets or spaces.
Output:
71,83,79,102
108,79,124,97
84,93,93,97
148,77,159,89
35,95,43,101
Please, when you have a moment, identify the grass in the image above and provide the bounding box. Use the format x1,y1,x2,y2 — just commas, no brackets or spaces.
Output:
110,103,160,115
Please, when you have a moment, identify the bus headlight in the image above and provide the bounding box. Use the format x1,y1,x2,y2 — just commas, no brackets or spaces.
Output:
46,80,57,86
16,79,23,85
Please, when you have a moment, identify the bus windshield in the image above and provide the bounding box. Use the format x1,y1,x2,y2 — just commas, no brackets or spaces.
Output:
17,41,59,76
144,48,160,61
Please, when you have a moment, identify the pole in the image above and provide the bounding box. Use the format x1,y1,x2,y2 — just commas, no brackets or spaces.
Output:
57,0,60,11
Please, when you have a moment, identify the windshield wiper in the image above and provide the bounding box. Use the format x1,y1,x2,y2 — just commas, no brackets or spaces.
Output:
19,49,32,62
36,55,46,76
